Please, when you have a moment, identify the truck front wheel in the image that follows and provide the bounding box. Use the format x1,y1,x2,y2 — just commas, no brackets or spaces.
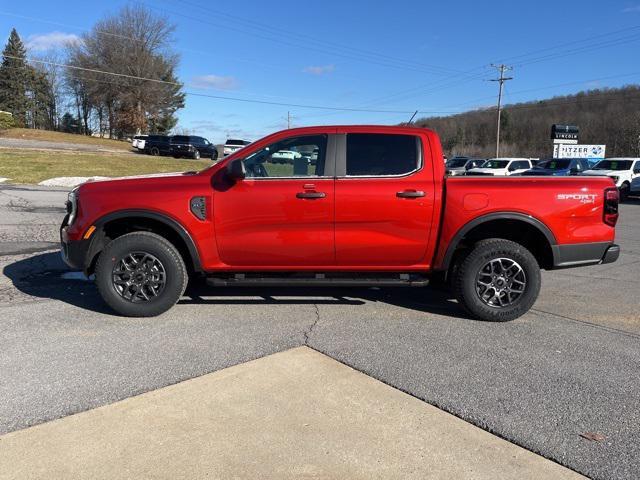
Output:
452,239,541,322
95,232,188,317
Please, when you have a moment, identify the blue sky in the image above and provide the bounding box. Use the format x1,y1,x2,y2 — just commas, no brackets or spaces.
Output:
2,0,640,142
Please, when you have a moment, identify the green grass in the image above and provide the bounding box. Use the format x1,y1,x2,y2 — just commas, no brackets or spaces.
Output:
0,150,211,184
0,128,132,150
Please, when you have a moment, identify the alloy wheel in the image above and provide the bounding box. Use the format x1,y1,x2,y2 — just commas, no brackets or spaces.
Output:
475,257,526,308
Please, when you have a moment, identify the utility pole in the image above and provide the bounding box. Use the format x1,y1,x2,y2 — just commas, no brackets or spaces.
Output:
287,111,291,129
490,64,513,157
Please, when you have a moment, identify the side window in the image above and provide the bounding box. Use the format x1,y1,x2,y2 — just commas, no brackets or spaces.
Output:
242,135,328,178
634,161,640,173
172,136,189,144
512,161,528,170
190,136,203,145
346,133,420,176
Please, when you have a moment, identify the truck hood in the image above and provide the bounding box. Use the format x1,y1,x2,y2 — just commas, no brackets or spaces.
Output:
76,171,202,194
466,168,503,175
521,169,569,176
582,170,620,177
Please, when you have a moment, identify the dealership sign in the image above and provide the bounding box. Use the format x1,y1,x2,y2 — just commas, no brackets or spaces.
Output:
551,124,579,144
553,144,606,160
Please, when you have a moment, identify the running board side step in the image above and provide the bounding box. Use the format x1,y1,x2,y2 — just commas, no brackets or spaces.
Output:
206,273,429,288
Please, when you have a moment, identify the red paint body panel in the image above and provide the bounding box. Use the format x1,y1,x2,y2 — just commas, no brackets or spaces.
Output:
214,178,335,266
333,128,438,267
67,125,616,274
432,176,616,269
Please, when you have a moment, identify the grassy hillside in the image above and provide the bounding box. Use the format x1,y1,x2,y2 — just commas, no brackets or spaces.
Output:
0,150,210,184
0,128,132,150
414,85,640,158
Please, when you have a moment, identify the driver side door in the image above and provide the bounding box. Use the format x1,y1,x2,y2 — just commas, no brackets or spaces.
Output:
213,133,337,267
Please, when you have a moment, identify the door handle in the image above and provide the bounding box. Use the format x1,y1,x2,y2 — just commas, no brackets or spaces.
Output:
396,190,425,198
296,191,326,199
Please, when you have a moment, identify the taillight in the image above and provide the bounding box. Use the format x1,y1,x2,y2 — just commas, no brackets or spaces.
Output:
603,187,619,227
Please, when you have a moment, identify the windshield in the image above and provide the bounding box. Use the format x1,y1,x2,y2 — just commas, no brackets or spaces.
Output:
446,158,468,168
536,159,571,170
592,160,633,171
226,139,247,146
483,160,509,169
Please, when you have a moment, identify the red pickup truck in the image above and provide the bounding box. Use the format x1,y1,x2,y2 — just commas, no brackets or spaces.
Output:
60,126,620,321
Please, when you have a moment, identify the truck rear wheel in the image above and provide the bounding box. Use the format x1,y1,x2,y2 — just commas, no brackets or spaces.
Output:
452,239,541,322
95,232,187,317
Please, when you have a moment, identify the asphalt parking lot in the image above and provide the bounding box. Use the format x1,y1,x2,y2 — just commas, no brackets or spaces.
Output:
0,184,638,480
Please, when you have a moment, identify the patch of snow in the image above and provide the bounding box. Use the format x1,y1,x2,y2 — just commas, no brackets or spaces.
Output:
0,177,9,183
38,176,109,187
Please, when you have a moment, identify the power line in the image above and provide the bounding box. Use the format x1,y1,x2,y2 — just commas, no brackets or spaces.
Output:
2,55,426,114
162,0,470,77
142,1,466,77
346,22,640,112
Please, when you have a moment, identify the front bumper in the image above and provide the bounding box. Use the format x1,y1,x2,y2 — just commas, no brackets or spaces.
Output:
60,217,91,271
552,242,620,269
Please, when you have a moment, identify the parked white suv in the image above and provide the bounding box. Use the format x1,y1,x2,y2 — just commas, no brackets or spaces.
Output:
132,135,148,151
223,139,251,157
466,158,532,176
582,158,640,200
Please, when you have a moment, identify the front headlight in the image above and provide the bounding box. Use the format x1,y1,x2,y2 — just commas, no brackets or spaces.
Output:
66,189,78,225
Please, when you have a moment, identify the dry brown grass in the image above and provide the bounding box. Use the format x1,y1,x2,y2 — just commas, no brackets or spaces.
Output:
0,128,132,150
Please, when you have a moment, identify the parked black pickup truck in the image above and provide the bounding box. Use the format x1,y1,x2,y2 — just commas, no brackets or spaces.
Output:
144,135,218,160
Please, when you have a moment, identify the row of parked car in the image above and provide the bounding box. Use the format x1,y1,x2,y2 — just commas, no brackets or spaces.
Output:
446,156,640,199
131,135,251,161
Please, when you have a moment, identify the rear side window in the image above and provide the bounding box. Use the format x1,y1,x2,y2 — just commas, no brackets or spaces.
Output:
510,160,529,170
346,133,420,176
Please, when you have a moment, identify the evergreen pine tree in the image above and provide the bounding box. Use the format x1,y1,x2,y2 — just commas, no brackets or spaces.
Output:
0,29,30,126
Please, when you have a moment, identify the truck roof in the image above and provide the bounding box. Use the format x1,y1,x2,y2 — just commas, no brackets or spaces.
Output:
270,125,436,135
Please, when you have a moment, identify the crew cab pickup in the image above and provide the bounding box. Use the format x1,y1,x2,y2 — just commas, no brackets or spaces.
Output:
582,158,640,200
60,126,620,321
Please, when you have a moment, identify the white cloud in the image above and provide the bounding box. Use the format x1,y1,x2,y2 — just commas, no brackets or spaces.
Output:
26,31,81,52
303,64,335,75
191,74,238,90
622,5,640,12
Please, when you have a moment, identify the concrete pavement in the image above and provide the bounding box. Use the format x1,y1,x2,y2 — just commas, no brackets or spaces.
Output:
1,184,639,479
0,347,584,480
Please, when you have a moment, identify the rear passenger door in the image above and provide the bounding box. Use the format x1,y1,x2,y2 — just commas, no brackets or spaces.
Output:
334,131,436,266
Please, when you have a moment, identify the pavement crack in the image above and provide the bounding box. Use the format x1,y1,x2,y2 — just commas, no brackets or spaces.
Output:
531,308,640,340
303,303,320,345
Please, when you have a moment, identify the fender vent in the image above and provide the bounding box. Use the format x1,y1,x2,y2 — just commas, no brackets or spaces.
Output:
190,196,207,221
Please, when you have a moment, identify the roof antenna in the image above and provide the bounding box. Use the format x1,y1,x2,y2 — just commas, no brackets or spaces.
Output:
407,110,418,124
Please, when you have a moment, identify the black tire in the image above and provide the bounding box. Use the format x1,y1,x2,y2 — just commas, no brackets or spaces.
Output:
150,147,160,156
452,238,541,322
95,232,188,317
620,182,630,202
192,149,200,160
211,149,218,162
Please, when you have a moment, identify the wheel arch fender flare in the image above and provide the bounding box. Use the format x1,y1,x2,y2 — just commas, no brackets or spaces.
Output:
439,212,558,271
88,209,203,273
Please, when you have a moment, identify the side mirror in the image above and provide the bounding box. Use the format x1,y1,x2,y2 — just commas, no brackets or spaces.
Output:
227,159,246,181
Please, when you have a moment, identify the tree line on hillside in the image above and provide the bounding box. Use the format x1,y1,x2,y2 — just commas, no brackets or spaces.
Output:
0,5,184,138
413,86,640,158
